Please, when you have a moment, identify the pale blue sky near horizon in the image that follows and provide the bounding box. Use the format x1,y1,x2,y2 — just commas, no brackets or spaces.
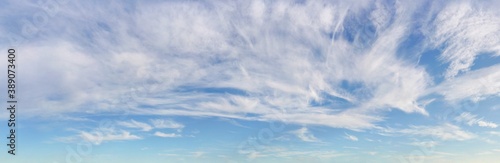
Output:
0,0,500,162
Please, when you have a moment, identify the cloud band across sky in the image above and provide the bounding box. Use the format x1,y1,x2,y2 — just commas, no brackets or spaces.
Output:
0,0,499,162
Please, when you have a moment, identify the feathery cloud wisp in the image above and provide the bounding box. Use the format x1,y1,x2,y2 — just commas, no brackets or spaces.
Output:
117,119,153,131
455,112,498,128
290,127,320,142
154,131,181,138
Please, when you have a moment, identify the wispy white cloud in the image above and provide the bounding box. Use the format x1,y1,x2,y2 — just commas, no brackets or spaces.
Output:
154,131,181,138
383,123,475,141
150,119,184,129
344,133,358,141
117,119,153,131
289,127,320,142
116,119,185,134
478,121,499,128
80,128,142,145
59,119,185,144
4,0,499,136
428,1,500,79
3,1,500,161
455,112,498,128
218,118,250,128
431,64,500,103
6,0,436,131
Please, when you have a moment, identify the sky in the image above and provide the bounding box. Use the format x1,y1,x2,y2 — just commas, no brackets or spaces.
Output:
0,0,500,162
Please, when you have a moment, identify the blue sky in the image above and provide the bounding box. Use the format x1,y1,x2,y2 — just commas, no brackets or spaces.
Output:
1,0,500,162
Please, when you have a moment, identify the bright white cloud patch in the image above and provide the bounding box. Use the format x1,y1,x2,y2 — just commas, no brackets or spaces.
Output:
344,133,359,141
455,112,498,128
154,131,181,138
117,119,153,131
80,129,142,145
290,127,320,142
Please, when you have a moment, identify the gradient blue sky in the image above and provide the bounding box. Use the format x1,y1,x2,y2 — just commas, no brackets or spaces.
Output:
1,0,500,162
